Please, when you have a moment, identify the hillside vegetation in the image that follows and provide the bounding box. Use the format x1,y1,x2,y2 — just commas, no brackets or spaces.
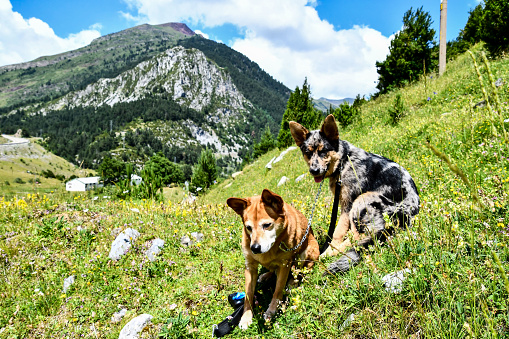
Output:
0,139,93,199
0,45,508,338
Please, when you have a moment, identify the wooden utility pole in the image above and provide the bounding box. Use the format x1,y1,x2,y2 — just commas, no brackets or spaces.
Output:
439,0,447,75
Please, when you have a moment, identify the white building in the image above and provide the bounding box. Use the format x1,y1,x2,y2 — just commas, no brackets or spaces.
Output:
66,176,103,192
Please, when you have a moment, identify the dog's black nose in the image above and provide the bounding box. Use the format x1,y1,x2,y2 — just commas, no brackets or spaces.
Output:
310,167,321,176
251,244,262,254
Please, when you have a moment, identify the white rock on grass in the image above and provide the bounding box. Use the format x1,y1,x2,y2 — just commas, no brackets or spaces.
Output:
118,314,153,339
180,235,192,247
231,171,243,179
382,268,412,294
277,176,289,187
191,232,204,242
338,313,355,332
111,308,127,324
180,233,204,247
273,146,297,164
145,238,165,262
63,275,75,293
109,228,140,260
265,156,276,170
295,173,306,182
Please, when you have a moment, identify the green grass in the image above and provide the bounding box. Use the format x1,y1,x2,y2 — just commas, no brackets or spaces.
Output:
0,44,508,338
0,140,93,199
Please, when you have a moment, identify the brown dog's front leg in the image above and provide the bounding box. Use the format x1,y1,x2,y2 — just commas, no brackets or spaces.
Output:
264,260,291,321
239,263,258,330
321,212,350,257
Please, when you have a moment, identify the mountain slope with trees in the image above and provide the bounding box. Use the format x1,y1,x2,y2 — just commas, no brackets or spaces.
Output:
0,23,291,178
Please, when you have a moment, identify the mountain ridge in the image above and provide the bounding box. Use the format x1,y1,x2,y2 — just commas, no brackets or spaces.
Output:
0,23,290,174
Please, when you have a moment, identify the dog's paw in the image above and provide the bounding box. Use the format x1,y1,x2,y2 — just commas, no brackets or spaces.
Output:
320,246,338,258
257,271,273,283
238,311,252,330
263,309,275,322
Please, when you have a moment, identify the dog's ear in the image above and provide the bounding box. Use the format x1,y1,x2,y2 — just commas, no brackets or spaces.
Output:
227,197,250,216
261,189,284,215
289,121,309,146
320,114,339,141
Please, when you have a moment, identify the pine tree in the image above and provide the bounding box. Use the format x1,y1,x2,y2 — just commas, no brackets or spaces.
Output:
333,101,356,128
277,78,322,148
191,149,217,193
144,152,184,186
482,0,509,57
375,7,436,95
253,125,277,158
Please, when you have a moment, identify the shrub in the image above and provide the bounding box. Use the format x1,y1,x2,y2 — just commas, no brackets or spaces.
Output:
388,93,406,126
4,180,9,186
14,178,25,184
41,169,56,178
333,101,357,128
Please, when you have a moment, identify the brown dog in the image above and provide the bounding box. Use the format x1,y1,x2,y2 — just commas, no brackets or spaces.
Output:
227,189,319,329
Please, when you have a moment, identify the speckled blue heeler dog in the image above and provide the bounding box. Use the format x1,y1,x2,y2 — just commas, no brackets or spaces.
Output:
290,114,420,274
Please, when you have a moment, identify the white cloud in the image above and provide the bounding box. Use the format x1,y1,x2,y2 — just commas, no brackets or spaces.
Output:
121,0,392,98
194,29,209,39
0,0,101,67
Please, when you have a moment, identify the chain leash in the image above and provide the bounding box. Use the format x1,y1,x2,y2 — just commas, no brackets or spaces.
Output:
279,179,324,252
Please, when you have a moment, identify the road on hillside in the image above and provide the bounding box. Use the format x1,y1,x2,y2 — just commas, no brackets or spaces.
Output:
0,134,30,145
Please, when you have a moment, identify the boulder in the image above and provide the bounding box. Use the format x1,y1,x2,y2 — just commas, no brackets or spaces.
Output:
108,228,140,260
145,238,165,262
382,268,413,293
295,173,306,182
111,308,127,324
180,235,192,247
277,176,289,187
191,232,204,242
273,146,297,164
265,157,276,170
118,314,152,339
63,275,75,293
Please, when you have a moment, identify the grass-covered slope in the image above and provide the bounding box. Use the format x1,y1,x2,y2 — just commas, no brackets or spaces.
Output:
0,45,508,338
0,138,93,199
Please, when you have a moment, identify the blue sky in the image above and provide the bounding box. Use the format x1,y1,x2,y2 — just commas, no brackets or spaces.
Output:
1,0,479,99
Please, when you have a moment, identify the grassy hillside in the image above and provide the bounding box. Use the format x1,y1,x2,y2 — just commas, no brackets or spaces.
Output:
0,45,508,338
0,139,93,199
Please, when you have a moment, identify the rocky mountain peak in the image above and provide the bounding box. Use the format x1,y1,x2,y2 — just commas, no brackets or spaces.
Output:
157,23,196,36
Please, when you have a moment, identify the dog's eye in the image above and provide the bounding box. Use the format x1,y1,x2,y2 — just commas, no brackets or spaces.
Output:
245,225,252,232
262,223,272,230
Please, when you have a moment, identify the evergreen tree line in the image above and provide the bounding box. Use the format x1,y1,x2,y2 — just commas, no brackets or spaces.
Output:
0,94,206,167
98,148,218,198
447,0,509,59
375,0,509,96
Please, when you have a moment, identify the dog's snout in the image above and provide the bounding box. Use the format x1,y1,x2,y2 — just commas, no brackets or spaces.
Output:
251,243,262,254
309,167,321,176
